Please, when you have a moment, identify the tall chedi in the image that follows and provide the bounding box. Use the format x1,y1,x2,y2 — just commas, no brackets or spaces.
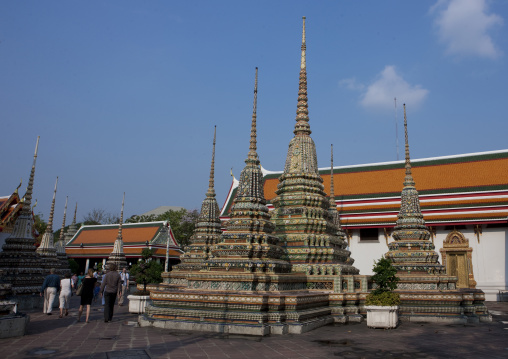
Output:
106,193,128,270
271,17,358,276
206,67,290,274
143,68,334,335
384,105,490,323
172,126,223,272
0,137,45,307
55,196,71,275
36,177,61,271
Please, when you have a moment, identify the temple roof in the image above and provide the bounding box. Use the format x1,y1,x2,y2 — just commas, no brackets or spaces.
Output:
0,193,22,230
66,221,183,258
221,149,508,227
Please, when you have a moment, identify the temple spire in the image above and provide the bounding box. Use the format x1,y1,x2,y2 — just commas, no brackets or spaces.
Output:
37,176,60,257
58,196,68,243
403,104,415,187
45,177,58,235
207,126,217,198
329,144,336,209
21,136,39,216
301,16,306,69
72,202,77,225
246,67,259,163
294,16,311,136
117,192,125,241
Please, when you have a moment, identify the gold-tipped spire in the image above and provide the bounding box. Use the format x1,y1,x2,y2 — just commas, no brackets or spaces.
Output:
246,67,259,163
294,17,311,136
301,16,306,69
21,136,39,216
58,196,68,243
45,177,59,234
207,126,217,198
403,104,415,187
117,192,125,240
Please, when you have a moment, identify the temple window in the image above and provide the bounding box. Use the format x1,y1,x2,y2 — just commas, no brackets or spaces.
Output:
359,228,379,242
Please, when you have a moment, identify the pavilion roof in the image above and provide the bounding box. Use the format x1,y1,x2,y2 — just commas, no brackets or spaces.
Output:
65,221,183,258
220,149,508,228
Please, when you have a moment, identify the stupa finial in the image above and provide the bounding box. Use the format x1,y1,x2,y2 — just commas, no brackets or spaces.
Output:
21,136,39,216
45,177,59,234
58,196,68,242
403,104,415,187
301,16,306,69
246,67,259,164
294,17,311,136
117,192,125,240
72,202,78,225
207,126,217,198
329,144,336,209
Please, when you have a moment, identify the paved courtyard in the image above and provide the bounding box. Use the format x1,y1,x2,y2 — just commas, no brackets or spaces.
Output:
2,297,507,359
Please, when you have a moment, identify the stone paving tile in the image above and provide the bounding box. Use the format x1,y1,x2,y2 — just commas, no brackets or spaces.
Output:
2,297,508,358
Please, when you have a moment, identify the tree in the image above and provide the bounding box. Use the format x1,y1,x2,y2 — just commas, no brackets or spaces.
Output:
34,213,47,246
83,208,120,225
130,248,163,294
126,208,199,247
68,258,79,274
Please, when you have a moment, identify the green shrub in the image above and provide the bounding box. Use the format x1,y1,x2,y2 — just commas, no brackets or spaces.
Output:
365,291,401,306
130,248,163,294
367,257,401,306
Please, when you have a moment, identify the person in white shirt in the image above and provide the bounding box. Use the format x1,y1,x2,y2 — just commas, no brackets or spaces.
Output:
118,267,130,306
59,272,74,318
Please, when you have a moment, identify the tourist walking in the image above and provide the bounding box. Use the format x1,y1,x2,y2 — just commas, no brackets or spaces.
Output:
71,273,78,289
59,272,73,318
77,268,97,323
118,267,130,306
77,272,85,287
100,263,121,323
40,268,60,315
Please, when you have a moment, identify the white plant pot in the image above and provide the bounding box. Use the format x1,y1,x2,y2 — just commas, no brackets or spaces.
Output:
365,306,399,329
127,295,151,314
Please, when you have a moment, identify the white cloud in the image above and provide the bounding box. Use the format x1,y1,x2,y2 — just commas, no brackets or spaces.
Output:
431,0,503,59
359,66,429,111
338,78,365,91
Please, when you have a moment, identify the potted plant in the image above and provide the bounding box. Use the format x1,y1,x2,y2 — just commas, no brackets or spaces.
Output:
365,257,400,329
128,248,163,314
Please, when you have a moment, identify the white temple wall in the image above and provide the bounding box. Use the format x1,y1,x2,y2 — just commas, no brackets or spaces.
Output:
348,226,508,301
348,229,388,276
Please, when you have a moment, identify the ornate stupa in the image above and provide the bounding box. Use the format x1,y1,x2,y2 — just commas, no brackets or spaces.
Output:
0,137,45,307
271,17,358,276
385,105,447,275
142,68,333,335
171,126,223,273
64,203,79,242
106,193,128,271
384,105,490,323
36,177,61,271
205,68,291,274
55,196,71,275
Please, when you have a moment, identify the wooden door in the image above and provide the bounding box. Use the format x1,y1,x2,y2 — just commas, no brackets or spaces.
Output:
447,252,469,288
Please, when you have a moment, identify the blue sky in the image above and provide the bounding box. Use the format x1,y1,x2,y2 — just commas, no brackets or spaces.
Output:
1,1,507,224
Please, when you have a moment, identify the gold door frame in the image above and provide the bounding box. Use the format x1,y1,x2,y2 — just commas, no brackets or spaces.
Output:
440,229,477,289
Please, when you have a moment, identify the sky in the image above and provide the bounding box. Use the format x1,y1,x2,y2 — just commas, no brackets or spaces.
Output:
1,0,507,224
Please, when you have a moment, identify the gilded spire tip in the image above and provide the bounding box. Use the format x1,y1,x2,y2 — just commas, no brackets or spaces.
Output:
207,126,217,197
247,67,259,162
